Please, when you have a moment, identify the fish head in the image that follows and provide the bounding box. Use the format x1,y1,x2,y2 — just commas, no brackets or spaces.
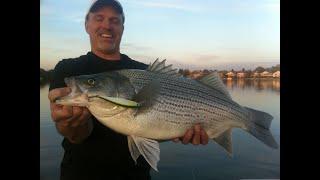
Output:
55,72,136,107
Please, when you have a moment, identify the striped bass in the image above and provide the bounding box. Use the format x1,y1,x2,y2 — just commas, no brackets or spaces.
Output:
56,59,278,171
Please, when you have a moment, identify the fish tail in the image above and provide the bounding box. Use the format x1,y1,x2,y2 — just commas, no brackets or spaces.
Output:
243,107,279,149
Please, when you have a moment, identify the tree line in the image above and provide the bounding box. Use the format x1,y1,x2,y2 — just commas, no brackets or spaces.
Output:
178,64,280,77
40,68,53,85
40,64,280,84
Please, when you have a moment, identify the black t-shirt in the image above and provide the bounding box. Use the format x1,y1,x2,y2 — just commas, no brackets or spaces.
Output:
49,52,151,180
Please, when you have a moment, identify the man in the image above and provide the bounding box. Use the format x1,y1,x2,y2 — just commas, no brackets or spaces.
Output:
48,0,209,179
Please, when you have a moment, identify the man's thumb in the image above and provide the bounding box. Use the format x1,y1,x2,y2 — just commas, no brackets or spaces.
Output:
48,87,71,102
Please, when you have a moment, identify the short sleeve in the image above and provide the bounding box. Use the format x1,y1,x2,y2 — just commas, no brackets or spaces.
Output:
49,60,68,91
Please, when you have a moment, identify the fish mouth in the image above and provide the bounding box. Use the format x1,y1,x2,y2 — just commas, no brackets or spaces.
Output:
64,77,78,91
55,77,89,107
65,77,88,94
55,93,89,107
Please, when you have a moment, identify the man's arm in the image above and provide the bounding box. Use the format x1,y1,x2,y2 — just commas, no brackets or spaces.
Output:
48,87,93,144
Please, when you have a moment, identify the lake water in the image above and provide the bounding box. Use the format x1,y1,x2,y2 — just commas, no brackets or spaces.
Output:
40,78,280,180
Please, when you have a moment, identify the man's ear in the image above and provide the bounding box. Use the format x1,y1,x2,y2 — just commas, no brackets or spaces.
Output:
120,24,124,36
85,21,89,34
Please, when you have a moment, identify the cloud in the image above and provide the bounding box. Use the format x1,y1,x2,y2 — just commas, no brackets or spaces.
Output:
40,0,88,22
66,15,86,23
192,54,220,62
122,52,222,70
174,53,221,66
139,2,198,12
125,0,203,13
264,1,280,13
126,0,280,15
132,52,279,71
231,0,280,14
40,4,54,16
122,43,152,51
40,36,91,69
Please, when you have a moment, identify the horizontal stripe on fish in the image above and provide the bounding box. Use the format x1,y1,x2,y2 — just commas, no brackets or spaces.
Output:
130,79,245,117
125,73,242,110
156,91,249,121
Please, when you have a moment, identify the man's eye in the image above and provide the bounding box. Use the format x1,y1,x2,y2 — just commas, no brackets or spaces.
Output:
95,16,103,21
111,18,120,24
87,79,95,86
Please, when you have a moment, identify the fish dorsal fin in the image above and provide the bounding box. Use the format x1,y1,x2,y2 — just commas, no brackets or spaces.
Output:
147,58,181,77
156,64,172,73
146,58,159,71
213,128,233,156
128,135,160,172
198,71,232,99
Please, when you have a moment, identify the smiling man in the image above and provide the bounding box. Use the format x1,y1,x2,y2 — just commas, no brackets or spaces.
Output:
85,1,124,59
48,0,208,180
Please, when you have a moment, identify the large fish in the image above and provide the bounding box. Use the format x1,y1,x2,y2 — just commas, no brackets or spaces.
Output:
56,59,278,171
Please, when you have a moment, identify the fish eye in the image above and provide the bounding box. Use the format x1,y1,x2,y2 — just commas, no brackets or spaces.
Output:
87,79,95,86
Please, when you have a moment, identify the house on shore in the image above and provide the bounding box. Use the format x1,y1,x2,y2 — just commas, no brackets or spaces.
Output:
225,72,235,80
237,72,246,78
260,71,273,78
189,70,203,79
273,71,280,78
253,72,260,78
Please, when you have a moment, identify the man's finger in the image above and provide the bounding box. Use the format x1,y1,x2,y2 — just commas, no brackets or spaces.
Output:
56,107,85,127
77,108,92,126
72,106,83,117
69,107,84,127
200,128,209,145
51,105,73,122
182,128,193,144
192,124,201,145
48,87,71,102
69,107,92,127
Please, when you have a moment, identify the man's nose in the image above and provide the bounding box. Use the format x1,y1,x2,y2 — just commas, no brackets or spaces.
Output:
100,20,112,30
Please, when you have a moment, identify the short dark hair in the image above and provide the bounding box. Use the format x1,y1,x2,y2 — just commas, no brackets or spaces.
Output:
85,0,125,24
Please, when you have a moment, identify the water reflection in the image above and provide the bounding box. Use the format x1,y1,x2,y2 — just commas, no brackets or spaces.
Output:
223,79,280,92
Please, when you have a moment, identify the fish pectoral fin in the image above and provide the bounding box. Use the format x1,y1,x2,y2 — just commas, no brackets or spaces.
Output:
213,128,233,156
198,71,232,100
133,80,160,108
128,135,160,172
99,95,140,107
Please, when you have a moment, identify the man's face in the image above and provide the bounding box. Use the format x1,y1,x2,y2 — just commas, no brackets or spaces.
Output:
85,6,124,54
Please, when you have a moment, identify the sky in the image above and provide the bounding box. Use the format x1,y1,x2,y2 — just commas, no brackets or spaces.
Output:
40,0,280,70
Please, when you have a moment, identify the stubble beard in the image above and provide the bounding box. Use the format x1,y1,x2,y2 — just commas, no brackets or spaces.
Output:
98,43,117,54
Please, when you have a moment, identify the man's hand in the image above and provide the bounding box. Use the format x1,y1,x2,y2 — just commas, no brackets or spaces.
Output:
172,124,209,145
48,87,93,144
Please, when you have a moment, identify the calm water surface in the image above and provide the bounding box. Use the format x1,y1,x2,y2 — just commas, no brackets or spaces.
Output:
40,79,280,180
